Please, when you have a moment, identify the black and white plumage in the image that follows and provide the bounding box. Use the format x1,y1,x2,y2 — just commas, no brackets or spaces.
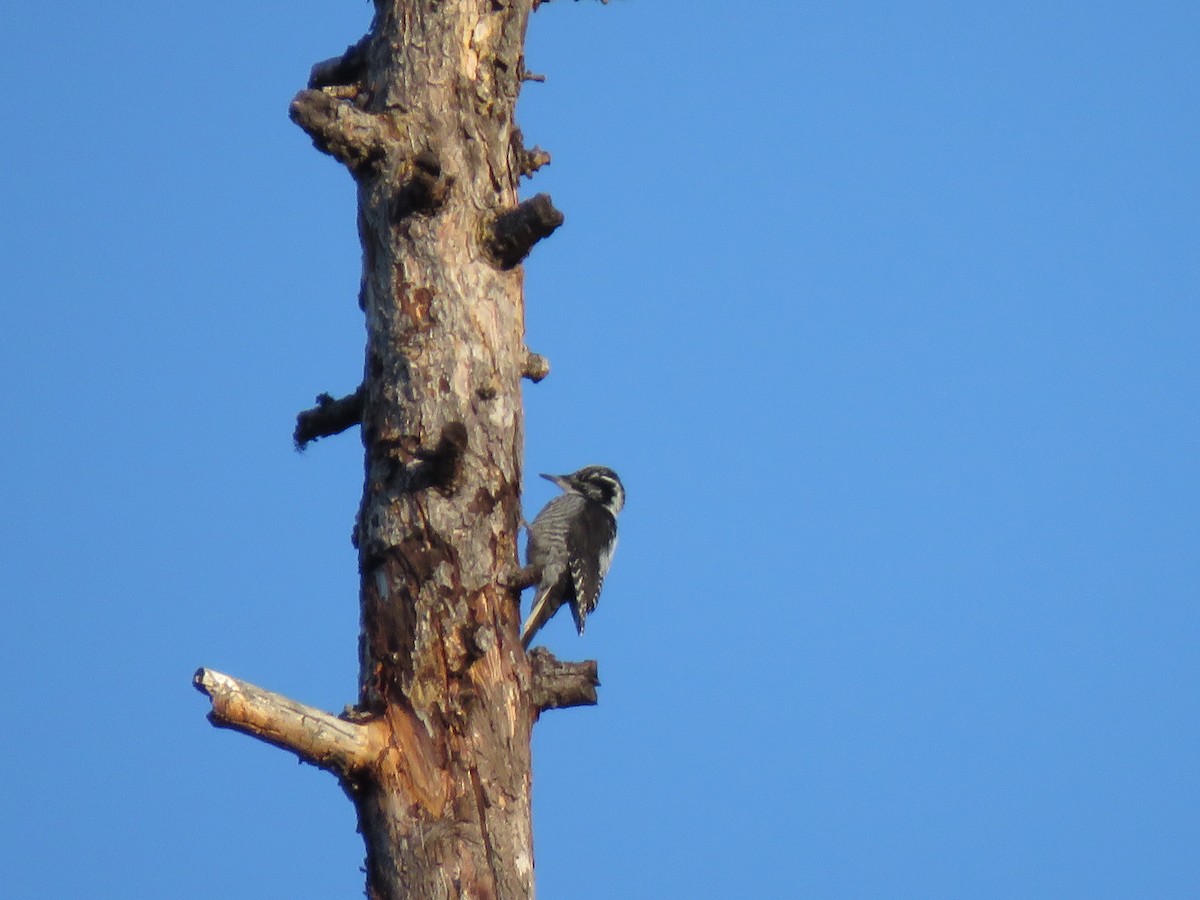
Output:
520,465,625,649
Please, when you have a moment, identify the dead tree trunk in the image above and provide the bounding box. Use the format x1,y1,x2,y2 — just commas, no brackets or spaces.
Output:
194,3,604,897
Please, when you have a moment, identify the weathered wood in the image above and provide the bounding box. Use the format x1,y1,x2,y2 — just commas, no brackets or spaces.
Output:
528,649,600,712
294,386,365,449
195,2,615,897
522,351,551,383
518,144,552,177
289,89,390,173
346,4,544,897
485,193,565,269
193,668,374,776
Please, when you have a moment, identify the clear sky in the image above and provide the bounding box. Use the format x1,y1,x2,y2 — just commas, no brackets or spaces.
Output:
2,1,1198,897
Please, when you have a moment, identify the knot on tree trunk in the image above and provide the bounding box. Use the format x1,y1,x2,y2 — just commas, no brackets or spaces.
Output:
391,150,454,219
289,89,390,174
521,351,551,382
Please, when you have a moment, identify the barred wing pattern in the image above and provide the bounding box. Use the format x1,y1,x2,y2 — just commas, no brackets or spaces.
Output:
520,490,618,647
521,492,584,648
566,502,618,634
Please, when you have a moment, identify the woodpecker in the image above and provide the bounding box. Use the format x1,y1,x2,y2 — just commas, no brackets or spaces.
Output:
520,465,625,649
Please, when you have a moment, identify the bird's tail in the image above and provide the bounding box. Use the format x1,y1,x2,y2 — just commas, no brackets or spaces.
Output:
520,587,557,649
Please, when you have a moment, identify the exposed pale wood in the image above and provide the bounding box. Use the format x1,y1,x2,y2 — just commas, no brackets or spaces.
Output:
193,668,373,776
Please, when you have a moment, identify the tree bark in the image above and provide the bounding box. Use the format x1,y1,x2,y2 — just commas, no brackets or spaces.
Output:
343,7,539,895
195,2,603,898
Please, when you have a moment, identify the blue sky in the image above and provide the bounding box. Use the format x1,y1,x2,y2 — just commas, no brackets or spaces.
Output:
2,1,1198,897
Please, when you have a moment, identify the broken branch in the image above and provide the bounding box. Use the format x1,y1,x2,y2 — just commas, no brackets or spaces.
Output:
193,668,374,776
295,386,365,449
527,649,599,712
518,146,551,179
484,194,564,269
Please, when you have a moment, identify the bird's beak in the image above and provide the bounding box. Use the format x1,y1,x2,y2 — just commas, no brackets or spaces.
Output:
539,473,570,489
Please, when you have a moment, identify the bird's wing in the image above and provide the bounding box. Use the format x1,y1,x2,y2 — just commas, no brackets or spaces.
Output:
520,493,584,647
566,504,618,633
526,492,584,569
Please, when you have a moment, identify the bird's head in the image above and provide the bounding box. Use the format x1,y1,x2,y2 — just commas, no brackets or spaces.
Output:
541,465,625,517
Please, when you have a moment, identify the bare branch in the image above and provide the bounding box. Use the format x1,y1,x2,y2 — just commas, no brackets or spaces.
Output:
289,89,389,173
193,668,374,776
484,194,564,269
518,59,546,84
527,649,599,712
295,386,365,449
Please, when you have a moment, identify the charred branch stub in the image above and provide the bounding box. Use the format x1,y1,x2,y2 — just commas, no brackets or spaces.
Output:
485,193,564,270
295,386,366,449
289,89,389,174
309,36,371,89
528,649,600,713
